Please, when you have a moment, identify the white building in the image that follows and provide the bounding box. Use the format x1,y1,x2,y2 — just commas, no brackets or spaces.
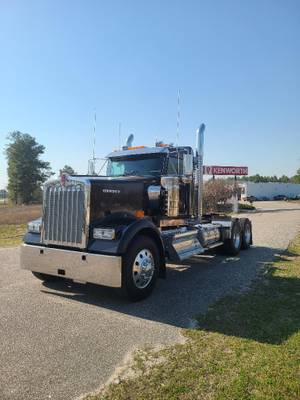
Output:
240,182,300,200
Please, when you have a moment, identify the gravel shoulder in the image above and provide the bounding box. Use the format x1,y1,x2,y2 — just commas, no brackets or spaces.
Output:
1,201,300,400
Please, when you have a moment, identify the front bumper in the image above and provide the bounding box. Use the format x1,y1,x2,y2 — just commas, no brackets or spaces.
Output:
20,244,122,288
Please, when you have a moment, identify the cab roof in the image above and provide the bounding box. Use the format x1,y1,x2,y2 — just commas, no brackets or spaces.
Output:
107,145,193,159
107,146,170,158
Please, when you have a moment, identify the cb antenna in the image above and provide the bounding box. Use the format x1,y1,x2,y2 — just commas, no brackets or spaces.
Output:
176,89,181,173
176,89,180,145
118,122,122,150
91,108,96,174
93,109,96,162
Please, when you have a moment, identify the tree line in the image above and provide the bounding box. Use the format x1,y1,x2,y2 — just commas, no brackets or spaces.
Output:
236,172,300,184
5,131,75,204
3,130,300,205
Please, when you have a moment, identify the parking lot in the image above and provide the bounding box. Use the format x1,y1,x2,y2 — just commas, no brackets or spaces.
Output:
1,201,300,400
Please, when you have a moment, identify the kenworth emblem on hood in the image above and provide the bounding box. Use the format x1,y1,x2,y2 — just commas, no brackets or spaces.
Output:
102,188,121,194
60,173,68,186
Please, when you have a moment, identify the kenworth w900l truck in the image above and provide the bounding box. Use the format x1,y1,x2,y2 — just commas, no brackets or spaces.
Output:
21,124,252,301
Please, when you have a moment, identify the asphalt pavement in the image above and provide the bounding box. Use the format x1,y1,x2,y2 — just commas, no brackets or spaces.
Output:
1,201,300,400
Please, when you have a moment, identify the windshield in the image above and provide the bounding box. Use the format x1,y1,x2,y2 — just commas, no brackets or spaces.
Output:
107,155,164,177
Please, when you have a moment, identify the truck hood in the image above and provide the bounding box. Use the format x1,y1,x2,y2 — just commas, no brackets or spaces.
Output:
87,175,159,222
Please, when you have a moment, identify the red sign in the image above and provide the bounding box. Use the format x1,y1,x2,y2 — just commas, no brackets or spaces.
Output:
203,165,248,176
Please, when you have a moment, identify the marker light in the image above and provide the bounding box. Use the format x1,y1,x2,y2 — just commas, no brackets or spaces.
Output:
135,210,145,218
127,146,146,150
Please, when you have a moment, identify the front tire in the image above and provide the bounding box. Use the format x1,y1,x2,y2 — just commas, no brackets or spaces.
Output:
122,235,159,301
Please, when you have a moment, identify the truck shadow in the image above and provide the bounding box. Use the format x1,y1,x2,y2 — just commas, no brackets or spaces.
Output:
40,245,299,344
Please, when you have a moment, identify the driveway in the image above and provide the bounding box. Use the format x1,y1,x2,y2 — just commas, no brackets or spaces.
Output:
1,201,300,400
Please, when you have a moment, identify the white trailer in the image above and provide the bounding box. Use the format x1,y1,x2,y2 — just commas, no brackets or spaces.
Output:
241,182,300,201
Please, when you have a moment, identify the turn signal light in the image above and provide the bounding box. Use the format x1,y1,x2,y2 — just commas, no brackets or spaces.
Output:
135,210,145,218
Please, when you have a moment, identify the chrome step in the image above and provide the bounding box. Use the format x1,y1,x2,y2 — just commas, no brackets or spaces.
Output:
168,230,204,261
204,241,223,250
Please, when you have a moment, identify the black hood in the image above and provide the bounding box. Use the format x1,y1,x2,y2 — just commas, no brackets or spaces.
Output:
88,175,159,223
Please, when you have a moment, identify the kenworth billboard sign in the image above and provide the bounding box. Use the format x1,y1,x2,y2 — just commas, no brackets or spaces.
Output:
204,166,248,176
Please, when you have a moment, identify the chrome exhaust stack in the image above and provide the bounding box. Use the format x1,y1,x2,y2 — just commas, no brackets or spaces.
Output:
196,124,205,221
124,134,134,148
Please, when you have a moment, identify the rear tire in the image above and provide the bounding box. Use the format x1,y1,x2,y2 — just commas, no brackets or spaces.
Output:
222,220,242,256
122,235,159,301
32,272,61,282
241,219,252,250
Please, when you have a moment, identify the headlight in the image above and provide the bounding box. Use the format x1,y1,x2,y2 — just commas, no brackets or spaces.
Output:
93,228,115,240
28,219,42,234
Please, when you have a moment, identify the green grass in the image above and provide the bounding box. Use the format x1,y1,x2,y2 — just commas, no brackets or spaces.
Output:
0,224,26,247
87,235,300,400
238,202,256,210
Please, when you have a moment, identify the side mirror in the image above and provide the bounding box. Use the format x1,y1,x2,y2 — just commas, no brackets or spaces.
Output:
183,154,193,175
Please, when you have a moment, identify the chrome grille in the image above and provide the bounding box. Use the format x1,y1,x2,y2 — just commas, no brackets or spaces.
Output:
42,181,88,248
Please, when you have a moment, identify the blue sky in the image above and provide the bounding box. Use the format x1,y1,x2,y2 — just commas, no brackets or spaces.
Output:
0,0,299,188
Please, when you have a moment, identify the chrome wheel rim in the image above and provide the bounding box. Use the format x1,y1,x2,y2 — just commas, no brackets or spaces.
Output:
244,224,251,244
132,248,155,289
233,229,241,249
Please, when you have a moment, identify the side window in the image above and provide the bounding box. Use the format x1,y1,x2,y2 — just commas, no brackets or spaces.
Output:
113,162,125,176
107,161,125,176
167,153,183,175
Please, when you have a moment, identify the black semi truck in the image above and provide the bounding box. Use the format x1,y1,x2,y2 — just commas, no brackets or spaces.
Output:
21,124,252,301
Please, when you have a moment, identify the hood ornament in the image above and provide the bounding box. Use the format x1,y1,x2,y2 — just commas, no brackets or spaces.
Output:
60,173,68,186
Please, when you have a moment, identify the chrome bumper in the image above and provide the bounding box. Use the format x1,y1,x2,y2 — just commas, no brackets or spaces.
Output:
20,244,122,288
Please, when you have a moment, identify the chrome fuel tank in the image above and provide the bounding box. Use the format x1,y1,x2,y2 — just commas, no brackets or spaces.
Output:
196,223,221,246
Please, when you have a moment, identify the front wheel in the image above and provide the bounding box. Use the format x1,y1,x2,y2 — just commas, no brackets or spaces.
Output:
122,235,159,301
